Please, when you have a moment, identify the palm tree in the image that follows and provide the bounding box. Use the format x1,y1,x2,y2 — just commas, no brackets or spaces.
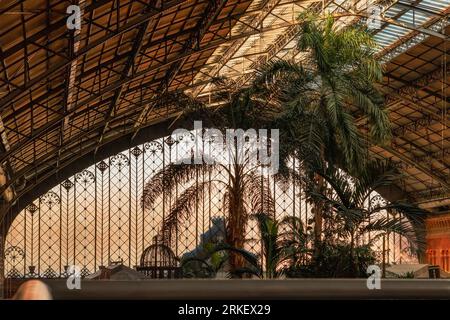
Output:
216,214,311,279
254,11,392,252
303,159,426,276
142,143,275,272
141,82,278,272
248,214,311,278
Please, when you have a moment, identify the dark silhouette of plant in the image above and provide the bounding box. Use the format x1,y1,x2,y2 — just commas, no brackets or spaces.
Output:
178,214,311,279
302,159,426,276
253,12,392,256
141,81,278,272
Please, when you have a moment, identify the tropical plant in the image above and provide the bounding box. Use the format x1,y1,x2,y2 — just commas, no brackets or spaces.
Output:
288,242,376,278
141,82,278,272
396,271,415,279
142,12,401,277
256,12,390,168
253,11,392,254
225,214,311,279
303,159,426,276
181,242,260,278
179,214,311,279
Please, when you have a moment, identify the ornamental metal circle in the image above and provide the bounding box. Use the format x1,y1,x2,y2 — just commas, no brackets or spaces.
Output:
75,170,95,185
144,141,163,156
110,153,130,169
40,191,61,209
4,246,25,265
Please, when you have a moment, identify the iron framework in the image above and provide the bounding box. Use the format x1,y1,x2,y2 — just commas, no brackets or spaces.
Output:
2,134,416,279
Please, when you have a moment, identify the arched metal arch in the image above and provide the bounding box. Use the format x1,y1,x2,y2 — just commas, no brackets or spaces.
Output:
0,116,411,235
1,119,177,234
0,124,419,279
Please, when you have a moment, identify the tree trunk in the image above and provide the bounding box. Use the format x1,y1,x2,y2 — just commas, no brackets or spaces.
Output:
313,173,325,257
313,146,327,259
226,204,246,274
225,158,248,276
350,232,355,277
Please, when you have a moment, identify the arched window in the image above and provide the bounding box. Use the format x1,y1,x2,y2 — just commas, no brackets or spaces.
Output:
3,134,418,278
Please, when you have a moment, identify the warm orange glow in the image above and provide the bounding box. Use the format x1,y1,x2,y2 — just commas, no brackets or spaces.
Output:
426,214,450,272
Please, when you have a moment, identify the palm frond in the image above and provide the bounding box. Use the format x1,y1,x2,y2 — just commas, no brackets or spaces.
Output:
244,174,276,216
161,180,217,243
141,158,218,210
352,159,399,206
360,217,423,254
213,243,261,269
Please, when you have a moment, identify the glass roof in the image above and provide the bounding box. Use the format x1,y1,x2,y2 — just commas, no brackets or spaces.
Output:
192,0,449,96
373,0,449,53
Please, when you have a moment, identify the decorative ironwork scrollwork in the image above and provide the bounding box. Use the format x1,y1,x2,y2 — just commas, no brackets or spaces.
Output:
42,267,58,278
75,169,95,185
110,153,129,168
40,191,60,208
25,265,38,278
61,179,74,190
176,131,195,143
4,246,25,265
6,267,22,279
26,203,38,215
144,141,163,155
370,194,387,209
80,266,91,278
131,146,143,158
164,136,177,148
96,160,109,173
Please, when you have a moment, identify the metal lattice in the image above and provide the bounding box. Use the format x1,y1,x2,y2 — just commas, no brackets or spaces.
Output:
3,135,417,278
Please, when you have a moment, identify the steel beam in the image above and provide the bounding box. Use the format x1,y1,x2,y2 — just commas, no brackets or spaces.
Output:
131,0,231,139
378,13,449,62
391,116,438,137
0,0,186,113
191,0,287,97
57,0,85,168
94,1,159,155
392,136,450,171
356,66,448,126
0,20,299,163
381,145,450,190
410,187,450,202
394,147,450,171
385,72,450,103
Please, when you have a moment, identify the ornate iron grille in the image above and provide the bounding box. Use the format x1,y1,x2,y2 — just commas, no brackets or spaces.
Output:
3,135,416,278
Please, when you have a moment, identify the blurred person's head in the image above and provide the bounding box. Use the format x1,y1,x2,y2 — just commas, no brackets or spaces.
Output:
13,280,52,300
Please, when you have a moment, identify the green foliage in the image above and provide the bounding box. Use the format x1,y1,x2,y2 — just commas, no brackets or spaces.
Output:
180,214,312,279
304,159,426,253
254,11,390,173
223,214,312,279
287,242,376,278
143,12,425,279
